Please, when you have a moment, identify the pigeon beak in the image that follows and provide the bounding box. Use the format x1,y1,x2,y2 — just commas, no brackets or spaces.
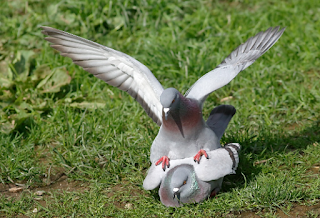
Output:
163,108,170,120
172,187,180,200
163,107,185,138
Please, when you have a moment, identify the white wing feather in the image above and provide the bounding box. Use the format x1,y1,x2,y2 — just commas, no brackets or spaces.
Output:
41,26,164,126
186,26,285,105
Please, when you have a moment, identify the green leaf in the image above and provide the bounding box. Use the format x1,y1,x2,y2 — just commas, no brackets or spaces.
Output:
30,65,52,83
69,101,106,109
0,111,33,134
0,77,13,89
37,68,71,93
0,59,13,88
9,50,36,81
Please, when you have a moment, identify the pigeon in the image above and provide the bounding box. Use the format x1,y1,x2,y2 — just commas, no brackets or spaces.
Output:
143,143,241,207
41,26,285,170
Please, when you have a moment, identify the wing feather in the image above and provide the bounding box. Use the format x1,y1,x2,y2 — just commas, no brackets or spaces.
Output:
83,65,118,75
42,26,164,125
185,26,285,104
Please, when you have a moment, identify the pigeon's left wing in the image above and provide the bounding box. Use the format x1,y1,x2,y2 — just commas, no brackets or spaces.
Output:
42,26,164,125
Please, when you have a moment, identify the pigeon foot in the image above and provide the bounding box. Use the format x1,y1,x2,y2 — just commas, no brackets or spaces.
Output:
155,156,170,171
193,149,209,163
210,188,219,198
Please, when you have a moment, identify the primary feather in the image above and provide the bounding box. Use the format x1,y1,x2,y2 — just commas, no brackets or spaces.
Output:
185,26,286,105
42,26,164,126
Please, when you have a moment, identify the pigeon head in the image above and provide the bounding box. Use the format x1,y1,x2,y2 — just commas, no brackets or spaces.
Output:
160,88,185,137
160,88,181,120
159,164,200,207
170,165,192,196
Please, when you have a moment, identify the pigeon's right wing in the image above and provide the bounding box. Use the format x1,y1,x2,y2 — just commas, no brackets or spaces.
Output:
42,26,164,126
186,27,285,106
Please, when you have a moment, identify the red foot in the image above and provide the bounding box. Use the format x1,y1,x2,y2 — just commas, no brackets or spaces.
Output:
193,149,209,163
155,156,170,171
210,188,218,198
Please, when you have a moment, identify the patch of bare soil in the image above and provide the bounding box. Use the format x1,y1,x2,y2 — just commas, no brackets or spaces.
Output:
1,143,88,200
1,144,89,198
0,174,89,199
285,122,302,131
277,202,320,218
0,174,89,218
307,164,320,174
226,201,320,218
104,181,146,209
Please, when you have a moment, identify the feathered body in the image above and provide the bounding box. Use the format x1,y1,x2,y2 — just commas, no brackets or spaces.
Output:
151,95,220,162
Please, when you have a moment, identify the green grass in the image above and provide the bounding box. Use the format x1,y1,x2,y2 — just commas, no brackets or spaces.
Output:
1,0,320,217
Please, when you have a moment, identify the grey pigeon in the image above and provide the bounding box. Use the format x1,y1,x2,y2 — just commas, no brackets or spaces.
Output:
143,143,240,207
41,26,285,170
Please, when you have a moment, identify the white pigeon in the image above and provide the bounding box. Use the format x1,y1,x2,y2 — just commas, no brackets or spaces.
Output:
42,26,285,170
143,143,240,207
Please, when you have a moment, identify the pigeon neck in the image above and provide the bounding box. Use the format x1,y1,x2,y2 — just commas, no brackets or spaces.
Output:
162,97,203,136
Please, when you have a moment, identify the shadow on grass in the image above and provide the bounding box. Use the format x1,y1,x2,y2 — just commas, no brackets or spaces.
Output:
222,119,320,193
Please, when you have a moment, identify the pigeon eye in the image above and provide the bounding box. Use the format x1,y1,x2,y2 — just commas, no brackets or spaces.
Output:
183,180,186,185
171,99,175,104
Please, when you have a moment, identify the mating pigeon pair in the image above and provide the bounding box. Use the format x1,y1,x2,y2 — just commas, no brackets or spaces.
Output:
41,26,285,207
144,142,240,207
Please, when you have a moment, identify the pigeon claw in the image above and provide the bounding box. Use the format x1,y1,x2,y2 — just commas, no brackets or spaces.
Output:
210,188,219,198
155,156,170,171
193,149,209,164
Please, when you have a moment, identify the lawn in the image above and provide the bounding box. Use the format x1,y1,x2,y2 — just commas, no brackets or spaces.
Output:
0,0,320,217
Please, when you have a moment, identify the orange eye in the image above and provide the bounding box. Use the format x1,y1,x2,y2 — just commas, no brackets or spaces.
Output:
171,99,175,104
183,180,186,185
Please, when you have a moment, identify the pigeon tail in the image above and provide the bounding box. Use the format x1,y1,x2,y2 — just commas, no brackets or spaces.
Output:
206,105,236,140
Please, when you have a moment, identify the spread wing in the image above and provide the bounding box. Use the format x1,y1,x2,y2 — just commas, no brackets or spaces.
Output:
185,26,285,105
41,26,164,126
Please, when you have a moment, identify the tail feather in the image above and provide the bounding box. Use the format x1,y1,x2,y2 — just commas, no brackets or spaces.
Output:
206,105,236,140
